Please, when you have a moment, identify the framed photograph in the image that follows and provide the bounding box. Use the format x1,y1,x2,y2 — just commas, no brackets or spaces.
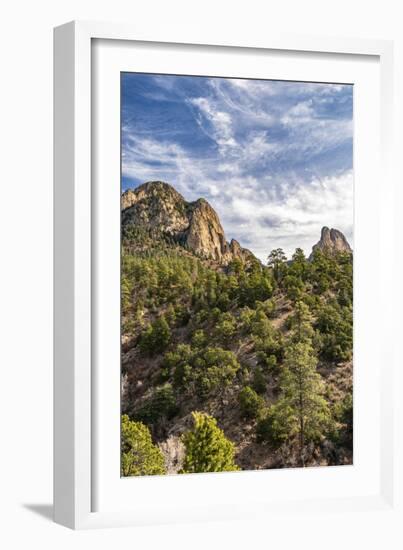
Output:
54,21,397,530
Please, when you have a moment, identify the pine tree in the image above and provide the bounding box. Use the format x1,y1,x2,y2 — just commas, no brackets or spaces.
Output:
289,300,315,344
271,342,331,466
121,415,166,476
290,247,309,280
152,315,171,353
180,412,239,473
292,247,306,263
267,248,287,283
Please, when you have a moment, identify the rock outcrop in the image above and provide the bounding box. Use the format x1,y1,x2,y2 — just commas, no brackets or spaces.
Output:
122,181,190,235
185,198,228,262
310,226,352,259
121,181,255,265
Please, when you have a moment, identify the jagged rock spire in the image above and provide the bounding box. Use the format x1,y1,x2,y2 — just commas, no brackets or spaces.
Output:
310,226,352,259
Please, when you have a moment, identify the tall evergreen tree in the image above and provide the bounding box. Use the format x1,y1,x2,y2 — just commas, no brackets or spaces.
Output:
152,315,171,352
289,300,315,344
271,342,331,466
267,248,287,283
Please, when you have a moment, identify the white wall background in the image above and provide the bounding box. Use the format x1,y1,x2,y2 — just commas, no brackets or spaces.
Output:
0,0,402,548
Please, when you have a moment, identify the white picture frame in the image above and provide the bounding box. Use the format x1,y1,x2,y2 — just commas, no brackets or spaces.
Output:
54,20,399,530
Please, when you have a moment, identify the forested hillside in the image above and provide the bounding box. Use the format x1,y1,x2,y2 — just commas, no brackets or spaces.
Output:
121,181,353,475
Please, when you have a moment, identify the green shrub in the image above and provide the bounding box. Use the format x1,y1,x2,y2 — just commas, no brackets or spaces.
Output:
196,348,240,398
331,392,353,448
256,406,286,446
256,299,276,318
214,313,237,346
238,270,273,307
165,345,193,388
121,415,166,476
283,274,305,302
216,292,230,311
191,329,206,348
252,367,266,394
239,307,254,333
139,315,171,355
315,303,352,362
180,412,239,473
134,383,178,425
256,351,278,373
239,386,264,419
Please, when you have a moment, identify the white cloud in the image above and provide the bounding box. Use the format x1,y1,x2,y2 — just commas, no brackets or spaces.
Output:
186,78,352,170
209,170,353,261
122,76,353,261
122,130,353,260
281,99,314,124
189,97,237,154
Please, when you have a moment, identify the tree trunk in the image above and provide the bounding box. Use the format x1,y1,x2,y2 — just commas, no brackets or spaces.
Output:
299,414,305,467
298,372,305,467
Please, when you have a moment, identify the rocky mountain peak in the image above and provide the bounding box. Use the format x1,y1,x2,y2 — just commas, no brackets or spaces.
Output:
121,181,255,265
122,181,190,236
122,181,180,210
310,226,352,258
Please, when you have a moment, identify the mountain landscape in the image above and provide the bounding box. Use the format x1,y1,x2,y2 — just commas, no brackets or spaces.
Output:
121,181,255,264
121,181,353,475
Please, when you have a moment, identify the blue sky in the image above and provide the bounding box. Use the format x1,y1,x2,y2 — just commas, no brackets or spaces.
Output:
121,73,353,259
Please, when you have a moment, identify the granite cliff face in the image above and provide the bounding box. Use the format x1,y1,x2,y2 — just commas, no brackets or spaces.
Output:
185,198,228,262
121,181,254,264
310,226,352,258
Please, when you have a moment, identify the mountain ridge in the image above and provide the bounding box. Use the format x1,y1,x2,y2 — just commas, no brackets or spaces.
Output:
122,181,255,264
122,181,352,263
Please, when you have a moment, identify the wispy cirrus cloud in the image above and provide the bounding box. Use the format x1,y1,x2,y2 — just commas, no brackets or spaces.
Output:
121,73,353,258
